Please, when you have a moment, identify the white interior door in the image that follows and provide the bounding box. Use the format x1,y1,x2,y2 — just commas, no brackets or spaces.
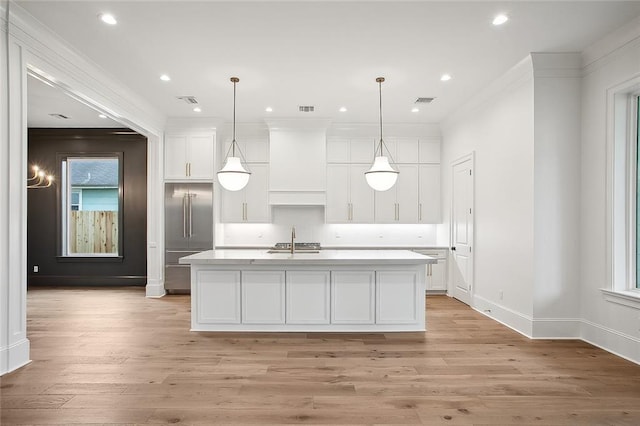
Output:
451,155,474,305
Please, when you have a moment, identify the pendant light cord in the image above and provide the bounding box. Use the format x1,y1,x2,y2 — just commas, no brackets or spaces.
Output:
232,77,237,157
378,78,383,156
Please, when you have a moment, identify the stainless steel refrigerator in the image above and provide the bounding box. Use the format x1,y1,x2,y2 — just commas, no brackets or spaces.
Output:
165,183,213,292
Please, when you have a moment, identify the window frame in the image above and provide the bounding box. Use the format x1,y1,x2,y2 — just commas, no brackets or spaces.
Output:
56,152,124,262
604,78,640,308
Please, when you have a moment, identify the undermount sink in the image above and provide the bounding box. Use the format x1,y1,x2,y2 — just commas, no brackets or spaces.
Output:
266,249,320,254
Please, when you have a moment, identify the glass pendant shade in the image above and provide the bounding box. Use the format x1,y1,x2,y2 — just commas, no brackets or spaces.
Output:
365,156,399,191
217,156,250,191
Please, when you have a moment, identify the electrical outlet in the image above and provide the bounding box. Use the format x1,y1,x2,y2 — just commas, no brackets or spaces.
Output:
33,265,39,273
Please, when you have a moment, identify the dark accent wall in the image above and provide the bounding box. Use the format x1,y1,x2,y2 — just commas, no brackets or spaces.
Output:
27,128,147,286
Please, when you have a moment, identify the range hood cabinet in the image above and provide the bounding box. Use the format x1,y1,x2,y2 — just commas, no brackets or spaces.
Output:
267,121,329,205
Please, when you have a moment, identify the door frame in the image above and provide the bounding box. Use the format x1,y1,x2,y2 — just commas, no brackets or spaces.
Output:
449,152,475,305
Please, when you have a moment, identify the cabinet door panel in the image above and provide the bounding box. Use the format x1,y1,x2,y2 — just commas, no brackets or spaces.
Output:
286,271,330,324
349,165,374,223
327,138,349,163
374,186,397,223
418,164,441,223
165,135,188,179
331,271,375,324
429,260,447,291
244,138,269,163
242,271,285,324
376,271,418,324
350,138,375,163
396,165,419,223
196,270,241,324
395,138,419,164
245,163,270,222
220,185,245,222
188,135,214,179
326,164,350,223
418,140,441,163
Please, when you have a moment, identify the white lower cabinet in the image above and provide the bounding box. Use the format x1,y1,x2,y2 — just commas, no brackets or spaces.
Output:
428,259,447,291
376,270,419,324
242,271,285,324
286,271,330,324
195,270,241,324
192,266,426,330
415,249,448,292
331,271,375,324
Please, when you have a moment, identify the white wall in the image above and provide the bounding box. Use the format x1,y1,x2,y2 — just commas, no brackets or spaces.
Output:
531,53,582,337
441,57,536,333
580,16,640,363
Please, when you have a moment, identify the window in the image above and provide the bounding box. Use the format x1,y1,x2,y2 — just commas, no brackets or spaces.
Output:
59,155,123,258
608,85,640,302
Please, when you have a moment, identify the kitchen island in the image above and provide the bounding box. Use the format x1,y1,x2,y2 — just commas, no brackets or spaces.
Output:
180,249,435,332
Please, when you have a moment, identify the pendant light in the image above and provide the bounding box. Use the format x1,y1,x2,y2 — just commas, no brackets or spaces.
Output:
217,77,251,191
365,77,399,191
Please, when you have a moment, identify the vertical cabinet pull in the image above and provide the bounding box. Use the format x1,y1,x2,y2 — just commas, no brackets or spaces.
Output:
185,162,189,177
419,203,422,221
242,202,247,221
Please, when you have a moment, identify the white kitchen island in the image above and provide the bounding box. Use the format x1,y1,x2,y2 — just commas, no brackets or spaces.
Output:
180,249,435,332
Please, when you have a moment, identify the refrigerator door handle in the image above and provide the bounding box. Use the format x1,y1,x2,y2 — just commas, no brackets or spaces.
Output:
189,194,193,237
183,194,188,238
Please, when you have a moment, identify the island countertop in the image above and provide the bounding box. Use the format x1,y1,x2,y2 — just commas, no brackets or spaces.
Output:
179,249,436,266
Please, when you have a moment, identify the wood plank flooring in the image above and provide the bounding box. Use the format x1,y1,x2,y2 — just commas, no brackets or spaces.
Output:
2,287,640,425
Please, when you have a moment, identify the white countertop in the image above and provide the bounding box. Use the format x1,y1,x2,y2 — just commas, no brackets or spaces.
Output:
179,249,436,266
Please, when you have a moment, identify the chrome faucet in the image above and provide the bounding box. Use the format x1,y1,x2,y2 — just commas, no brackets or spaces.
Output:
290,226,296,254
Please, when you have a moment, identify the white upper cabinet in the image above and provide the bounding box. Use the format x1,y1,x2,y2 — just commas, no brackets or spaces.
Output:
326,137,375,164
385,137,419,164
418,164,441,223
220,163,270,223
221,138,269,163
165,133,214,181
326,164,374,223
374,164,419,223
327,135,441,224
418,139,440,163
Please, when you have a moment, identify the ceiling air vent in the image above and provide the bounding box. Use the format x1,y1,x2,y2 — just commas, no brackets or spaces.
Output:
177,96,199,104
415,97,435,104
298,106,315,112
49,113,70,120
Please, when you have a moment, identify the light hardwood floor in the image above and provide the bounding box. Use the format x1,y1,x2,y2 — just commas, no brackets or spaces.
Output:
2,287,640,425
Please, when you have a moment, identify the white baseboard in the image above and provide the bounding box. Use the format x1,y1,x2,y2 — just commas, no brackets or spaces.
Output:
473,294,533,337
581,319,640,365
145,280,166,298
0,338,31,376
472,295,640,365
531,318,582,339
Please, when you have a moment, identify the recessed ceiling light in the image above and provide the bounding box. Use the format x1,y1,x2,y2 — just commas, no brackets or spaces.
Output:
193,107,202,113
265,107,273,112
98,13,117,25
339,107,347,112
440,74,452,82
492,14,508,26
98,114,107,119
160,74,171,82
411,107,420,113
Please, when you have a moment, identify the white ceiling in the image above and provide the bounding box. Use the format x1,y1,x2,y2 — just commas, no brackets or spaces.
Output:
19,0,640,128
